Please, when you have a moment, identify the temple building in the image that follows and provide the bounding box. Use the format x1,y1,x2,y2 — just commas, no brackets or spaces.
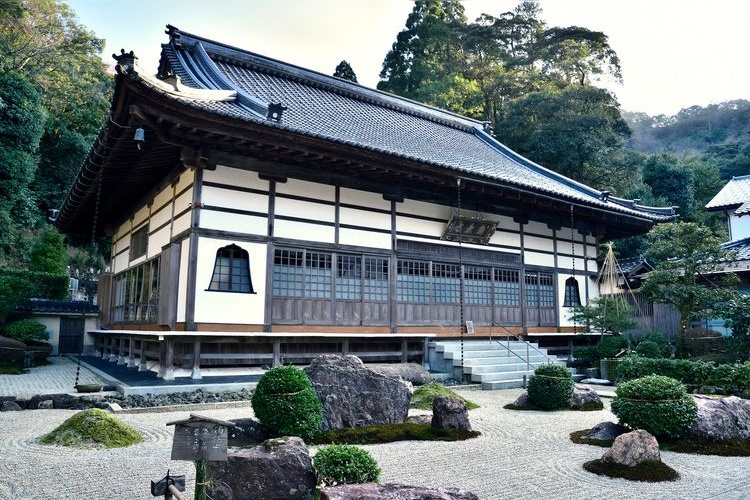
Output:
56,26,675,380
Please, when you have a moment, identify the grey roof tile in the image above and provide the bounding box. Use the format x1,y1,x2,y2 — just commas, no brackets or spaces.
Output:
706,175,750,210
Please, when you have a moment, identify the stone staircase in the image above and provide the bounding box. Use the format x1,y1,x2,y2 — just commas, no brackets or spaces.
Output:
427,339,566,390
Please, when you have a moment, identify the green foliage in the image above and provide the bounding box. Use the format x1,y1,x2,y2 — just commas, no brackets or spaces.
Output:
718,294,750,362
0,361,24,374
251,365,323,440
597,335,628,359
313,444,380,486
641,330,672,357
527,364,574,410
635,341,662,359
3,319,47,342
642,222,740,357
333,60,358,83
410,381,478,410
40,408,143,448
0,268,68,321
570,295,636,336
29,226,67,274
642,152,695,220
611,375,698,438
311,422,479,445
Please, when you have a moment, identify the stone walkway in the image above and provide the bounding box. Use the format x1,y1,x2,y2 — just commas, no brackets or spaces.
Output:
0,356,108,398
1,361,749,499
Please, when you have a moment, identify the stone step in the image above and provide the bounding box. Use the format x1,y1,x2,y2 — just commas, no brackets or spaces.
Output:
470,369,536,383
464,361,551,374
433,342,530,352
481,379,527,390
460,355,552,367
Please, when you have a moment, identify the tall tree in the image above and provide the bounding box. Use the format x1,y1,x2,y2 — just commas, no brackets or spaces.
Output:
333,60,358,83
378,0,469,109
497,85,632,187
641,153,695,221
642,222,740,357
0,70,45,265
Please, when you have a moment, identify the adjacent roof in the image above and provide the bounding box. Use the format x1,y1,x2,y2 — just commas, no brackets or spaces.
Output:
706,175,750,213
615,256,653,277
56,26,675,238
723,237,750,262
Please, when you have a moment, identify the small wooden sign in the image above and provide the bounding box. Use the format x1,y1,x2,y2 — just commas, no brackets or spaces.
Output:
167,414,236,462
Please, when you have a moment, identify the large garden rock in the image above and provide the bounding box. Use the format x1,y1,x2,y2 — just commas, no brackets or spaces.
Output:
321,483,479,499
511,391,531,408
432,396,470,430
1,401,22,411
206,436,315,500
569,387,604,410
602,430,661,466
585,421,628,441
688,395,750,441
367,363,432,386
304,355,411,430
227,418,271,447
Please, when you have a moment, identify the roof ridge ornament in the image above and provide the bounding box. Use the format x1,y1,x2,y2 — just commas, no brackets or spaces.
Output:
267,102,287,122
165,24,182,48
113,49,137,74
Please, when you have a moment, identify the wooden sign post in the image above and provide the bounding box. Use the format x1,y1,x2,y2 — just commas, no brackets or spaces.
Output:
167,414,236,500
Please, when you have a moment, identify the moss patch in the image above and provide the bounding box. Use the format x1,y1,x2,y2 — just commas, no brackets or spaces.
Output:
504,401,603,412
571,428,750,457
583,459,679,482
310,422,480,445
0,362,25,374
410,382,478,411
40,408,143,448
571,401,605,411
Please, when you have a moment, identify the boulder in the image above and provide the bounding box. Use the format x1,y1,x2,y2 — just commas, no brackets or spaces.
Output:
511,391,531,408
206,436,315,500
227,417,272,447
688,395,750,441
321,483,479,500
585,421,628,441
37,400,53,410
304,355,411,430
569,387,604,410
1,401,22,412
432,396,470,431
406,414,432,425
367,363,432,386
602,430,660,466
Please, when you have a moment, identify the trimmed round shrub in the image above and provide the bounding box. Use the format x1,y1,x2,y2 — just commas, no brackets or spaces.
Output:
611,375,697,439
597,335,627,359
313,444,380,486
251,365,323,439
4,320,47,342
527,364,574,410
641,330,672,357
636,341,662,359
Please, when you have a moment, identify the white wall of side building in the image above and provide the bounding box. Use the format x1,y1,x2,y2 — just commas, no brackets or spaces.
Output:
729,212,750,241
192,237,267,325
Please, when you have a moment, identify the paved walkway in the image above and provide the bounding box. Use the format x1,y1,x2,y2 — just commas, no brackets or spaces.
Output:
1,361,749,499
0,356,108,398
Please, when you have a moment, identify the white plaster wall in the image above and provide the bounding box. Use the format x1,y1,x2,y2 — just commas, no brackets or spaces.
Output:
149,226,171,257
200,211,268,236
112,252,129,274
340,187,390,210
275,219,335,242
396,216,445,238
201,185,268,212
525,221,552,238
339,228,391,249
524,251,555,267
557,255,587,271
729,213,750,241
490,230,521,248
172,212,191,236
340,206,391,231
276,196,335,222
525,235,553,252
193,238,267,325
132,205,149,228
204,165,268,192
276,178,335,202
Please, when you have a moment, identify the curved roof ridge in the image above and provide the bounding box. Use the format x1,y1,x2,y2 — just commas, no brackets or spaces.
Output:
169,26,480,132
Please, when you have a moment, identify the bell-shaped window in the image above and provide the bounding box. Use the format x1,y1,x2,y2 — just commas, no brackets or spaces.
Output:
563,277,581,307
208,244,255,293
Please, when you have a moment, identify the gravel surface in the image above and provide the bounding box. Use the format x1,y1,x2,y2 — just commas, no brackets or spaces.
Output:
2,389,750,500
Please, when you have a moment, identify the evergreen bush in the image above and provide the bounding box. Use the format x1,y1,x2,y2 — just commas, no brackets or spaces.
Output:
598,335,627,359
251,365,323,439
3,319,47,342
527,364,574,410
635,340,662,359
313,444,380,486
641,330,672,357
611,375,697,439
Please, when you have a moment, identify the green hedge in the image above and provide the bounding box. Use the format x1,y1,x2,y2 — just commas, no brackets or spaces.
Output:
618,355,750,395
0,269,69,299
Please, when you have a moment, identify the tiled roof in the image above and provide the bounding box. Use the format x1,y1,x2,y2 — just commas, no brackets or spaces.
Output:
135,27,676,222
706,175,750,211
615,256,652,276
723,237,750,261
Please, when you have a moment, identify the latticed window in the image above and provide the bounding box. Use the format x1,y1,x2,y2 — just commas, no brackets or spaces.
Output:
494,268,520,306
113,257,160,322
364,257,389,301
305,252,332,299
432,263,461,303
563,277,581,307
336,254,361,300
129,225,148,260
273,249,303,297
396,260,430,302
208,244,254,293
464,266,492,305
526,271,554,307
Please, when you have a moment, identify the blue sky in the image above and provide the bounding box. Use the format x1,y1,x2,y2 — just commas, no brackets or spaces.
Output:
66,0,750,116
